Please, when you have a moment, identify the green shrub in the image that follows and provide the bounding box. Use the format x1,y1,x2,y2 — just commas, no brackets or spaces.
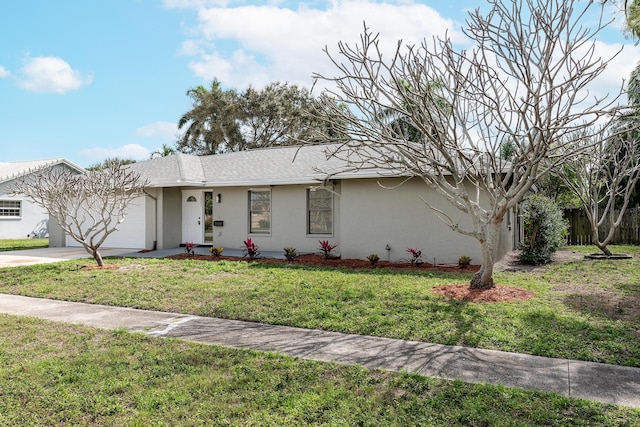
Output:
366,253,380,265
458,255,472,267
519,194,568,265
283,247,298,261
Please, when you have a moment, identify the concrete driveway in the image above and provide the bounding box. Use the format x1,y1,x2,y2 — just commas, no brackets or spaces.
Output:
0,247,142,268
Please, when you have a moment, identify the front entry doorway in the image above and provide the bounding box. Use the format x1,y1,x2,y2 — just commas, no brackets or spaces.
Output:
182,190,214,244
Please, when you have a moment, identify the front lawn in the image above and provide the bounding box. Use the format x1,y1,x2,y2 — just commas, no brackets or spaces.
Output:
1,315,638,426
0,245,638,367
0,238,48,251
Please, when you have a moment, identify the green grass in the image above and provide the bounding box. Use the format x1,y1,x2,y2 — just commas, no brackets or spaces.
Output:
0,237,48,251
1,315,638,426
1,245,639,367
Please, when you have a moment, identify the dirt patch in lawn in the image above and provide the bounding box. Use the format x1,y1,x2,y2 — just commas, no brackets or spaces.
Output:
493,249,584,272
432,284,535,303
81,264,120,271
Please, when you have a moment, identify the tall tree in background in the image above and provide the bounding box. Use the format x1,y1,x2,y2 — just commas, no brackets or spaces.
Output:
176,80,330,155
150,144,176,158
311,0,625,289
86,157,136,171
176,80,243,155
604,0,640,37
241,82,320,148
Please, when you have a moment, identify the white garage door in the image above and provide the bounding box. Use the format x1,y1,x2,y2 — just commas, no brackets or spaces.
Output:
66,197,146,249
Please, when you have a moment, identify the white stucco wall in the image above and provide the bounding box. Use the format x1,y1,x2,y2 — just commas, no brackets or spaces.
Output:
339,178,491,264
98,177,514,263
186,177,513,265
0,181,49,239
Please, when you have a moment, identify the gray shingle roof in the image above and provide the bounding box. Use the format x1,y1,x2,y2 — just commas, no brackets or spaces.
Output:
127,144,379,187
0,158,85,184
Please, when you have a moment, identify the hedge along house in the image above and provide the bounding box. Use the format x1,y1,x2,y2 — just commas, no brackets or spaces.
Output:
0,158,85,240
56,144,518,264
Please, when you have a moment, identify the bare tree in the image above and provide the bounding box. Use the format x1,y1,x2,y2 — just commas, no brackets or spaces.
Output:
11,163,147,266
311,0,624,289
558,125,640,256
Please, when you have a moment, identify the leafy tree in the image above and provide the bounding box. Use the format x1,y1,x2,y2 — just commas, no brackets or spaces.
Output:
177,80,331,155
86,157,136,171
240,82,323,148
10,163,147,266
311,0,625,289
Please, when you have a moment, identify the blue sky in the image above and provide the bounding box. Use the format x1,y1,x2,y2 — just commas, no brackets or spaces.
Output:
0,0,638,168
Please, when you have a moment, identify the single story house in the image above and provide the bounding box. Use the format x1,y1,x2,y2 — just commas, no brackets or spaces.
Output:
0,158,85,239
55,144,517,264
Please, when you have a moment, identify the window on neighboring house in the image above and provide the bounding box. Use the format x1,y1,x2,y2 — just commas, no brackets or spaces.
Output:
0,200,21,218
307,188,332,234
249,189,271,233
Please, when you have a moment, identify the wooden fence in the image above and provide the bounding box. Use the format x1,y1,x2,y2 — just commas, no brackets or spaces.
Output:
564,207,640,245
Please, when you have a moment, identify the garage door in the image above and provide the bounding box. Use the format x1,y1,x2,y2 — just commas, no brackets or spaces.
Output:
66,197,146,249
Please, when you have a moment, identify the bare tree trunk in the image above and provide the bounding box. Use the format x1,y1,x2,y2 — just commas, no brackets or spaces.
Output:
92,250,104,267
470,219,501,289
595,242,613,256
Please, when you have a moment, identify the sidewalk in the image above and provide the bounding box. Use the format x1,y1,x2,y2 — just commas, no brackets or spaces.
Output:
1,293,639,408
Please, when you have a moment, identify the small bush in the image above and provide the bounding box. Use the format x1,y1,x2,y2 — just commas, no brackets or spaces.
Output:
406,248,423,266
458,255,472,267
367,253,380,265
283,247,298,261
318,240,338,259
242,238,260,259
209,247,223,257
519,194,568,265
184,242,198,255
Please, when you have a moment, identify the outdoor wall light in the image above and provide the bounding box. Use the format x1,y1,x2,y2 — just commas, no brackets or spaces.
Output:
215,193,222,203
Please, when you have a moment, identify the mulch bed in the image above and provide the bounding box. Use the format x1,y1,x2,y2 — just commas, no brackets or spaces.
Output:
167,253,481,273
432,284,535,303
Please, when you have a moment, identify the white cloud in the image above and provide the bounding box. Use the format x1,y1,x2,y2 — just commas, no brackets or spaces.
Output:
169,0,636,111
18,55,93,94
591,42,640,99
78,144,151,163
174,1,463,89
0,65,10,79
135,121,179,140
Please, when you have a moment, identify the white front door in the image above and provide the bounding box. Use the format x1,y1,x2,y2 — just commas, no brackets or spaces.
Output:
182,190,203,244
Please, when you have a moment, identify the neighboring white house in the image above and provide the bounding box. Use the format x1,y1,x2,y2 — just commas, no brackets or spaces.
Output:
0,158,85,240
55,144,518,264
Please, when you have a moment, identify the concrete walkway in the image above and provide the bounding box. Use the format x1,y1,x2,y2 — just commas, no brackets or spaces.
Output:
0,293,639,408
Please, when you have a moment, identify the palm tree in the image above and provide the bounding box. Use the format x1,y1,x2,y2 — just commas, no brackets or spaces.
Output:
150,144,176,158
176,80,244,155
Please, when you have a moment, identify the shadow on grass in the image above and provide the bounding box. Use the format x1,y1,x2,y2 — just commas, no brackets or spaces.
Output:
561,292,640,322
516,309,640,367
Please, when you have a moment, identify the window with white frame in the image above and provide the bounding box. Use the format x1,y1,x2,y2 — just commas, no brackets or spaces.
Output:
0,200,21,218
307,188,332,234
248,189,271,233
